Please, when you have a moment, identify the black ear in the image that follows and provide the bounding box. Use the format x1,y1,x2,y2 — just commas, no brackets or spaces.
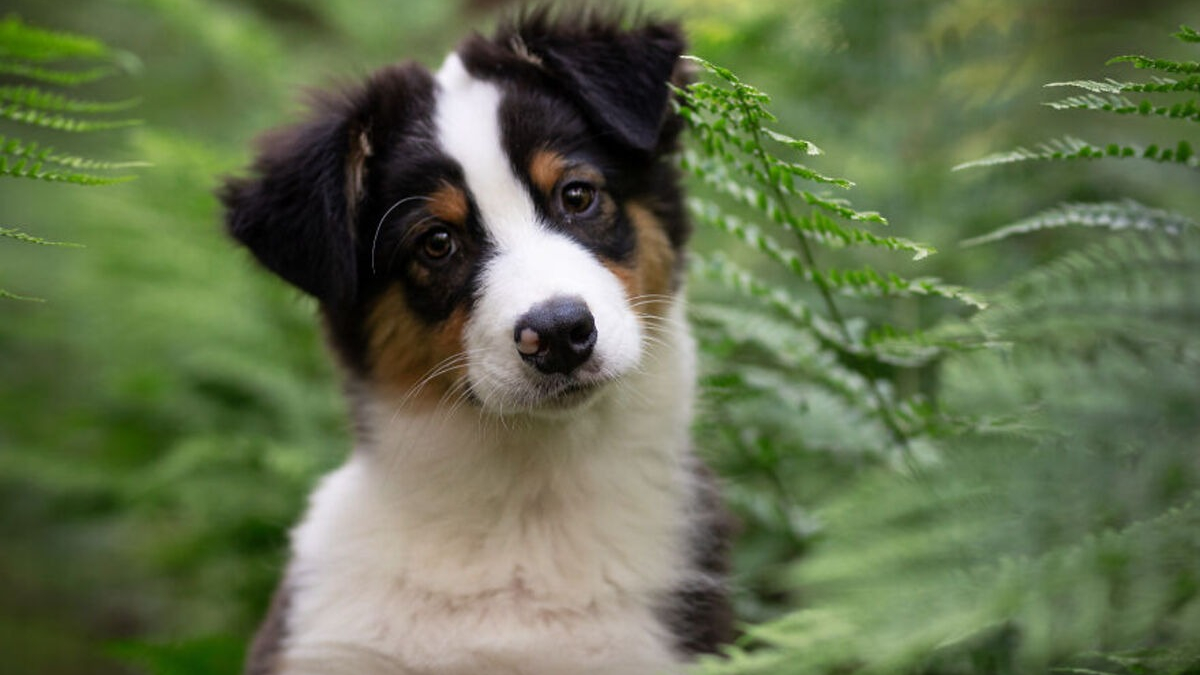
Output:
514,16,686,153
219,97,370,305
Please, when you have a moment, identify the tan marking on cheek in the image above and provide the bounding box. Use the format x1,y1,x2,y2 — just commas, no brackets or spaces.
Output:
529,149,567,196
366,286,468,405
603,259,639,301
625,202,677,317
428,183,469,225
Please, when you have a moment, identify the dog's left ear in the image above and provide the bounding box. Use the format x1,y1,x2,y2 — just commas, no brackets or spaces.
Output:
521,20,686,153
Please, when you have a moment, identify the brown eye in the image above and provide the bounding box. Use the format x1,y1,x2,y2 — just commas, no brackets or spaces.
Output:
420,227,456,261
560,181,597,215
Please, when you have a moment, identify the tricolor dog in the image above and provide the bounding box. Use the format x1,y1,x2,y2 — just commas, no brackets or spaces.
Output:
221,9,732,675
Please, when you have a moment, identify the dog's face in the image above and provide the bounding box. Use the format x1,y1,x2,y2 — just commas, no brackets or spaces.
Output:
222,13,690,415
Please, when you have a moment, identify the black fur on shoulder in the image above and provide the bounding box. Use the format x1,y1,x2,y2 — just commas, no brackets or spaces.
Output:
461,5,688,155
218,63,435,308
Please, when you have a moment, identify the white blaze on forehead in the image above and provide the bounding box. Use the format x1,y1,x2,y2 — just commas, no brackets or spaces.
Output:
433,53,644,412
434,54,537,248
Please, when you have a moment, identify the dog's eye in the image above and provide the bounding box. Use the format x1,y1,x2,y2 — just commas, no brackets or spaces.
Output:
560,181,597,215
420,227,457,261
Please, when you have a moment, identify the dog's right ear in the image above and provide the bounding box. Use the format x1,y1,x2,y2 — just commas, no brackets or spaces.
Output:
221,64,433,305
219,97,370,306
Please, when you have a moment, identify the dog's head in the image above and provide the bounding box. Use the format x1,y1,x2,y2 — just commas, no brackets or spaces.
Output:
221,10,690,415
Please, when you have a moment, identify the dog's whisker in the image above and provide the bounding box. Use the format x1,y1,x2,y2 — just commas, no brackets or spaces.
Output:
384,353,473,426
370,196,432,276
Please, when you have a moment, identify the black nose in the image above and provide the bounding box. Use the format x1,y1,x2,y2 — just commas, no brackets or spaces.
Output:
513,296,598,375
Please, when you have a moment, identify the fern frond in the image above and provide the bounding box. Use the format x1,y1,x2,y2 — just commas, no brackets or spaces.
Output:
0,16,112,62
861,324,962,367
1176,25,1200,43
0,155,136,185
975,231,1200,353
1107,55,1200,75
0,104,140,132
961,200,1199,247
689,196,930,259
1043,93,1200,123
690,199,975,306
0,61,116,86
1,135,147,172
681,150,883,224
694,254,983,371
954,136,1199,170
0,226,80,247
691,303,878,412
820,267,986,307
762,128,823,155
692,252,843,346
0,85,140,113
799,191,886,223
1047,76,1200,95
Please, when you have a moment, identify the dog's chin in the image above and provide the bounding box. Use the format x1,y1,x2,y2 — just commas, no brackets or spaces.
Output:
467,371,618,419
527,377,610,417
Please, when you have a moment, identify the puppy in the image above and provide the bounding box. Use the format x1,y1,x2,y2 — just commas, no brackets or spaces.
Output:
221,9,732,675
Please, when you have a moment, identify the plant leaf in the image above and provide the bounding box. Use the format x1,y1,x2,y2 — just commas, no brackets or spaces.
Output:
961,200,1199,247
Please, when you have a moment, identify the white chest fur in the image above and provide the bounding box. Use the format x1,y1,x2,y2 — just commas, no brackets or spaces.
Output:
277,305,699,674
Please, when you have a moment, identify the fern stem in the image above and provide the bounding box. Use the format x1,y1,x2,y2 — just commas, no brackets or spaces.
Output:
0,287,44,302
733,89,917,457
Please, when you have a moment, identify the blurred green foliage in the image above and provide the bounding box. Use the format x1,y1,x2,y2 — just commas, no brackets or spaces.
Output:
1,1,1198,674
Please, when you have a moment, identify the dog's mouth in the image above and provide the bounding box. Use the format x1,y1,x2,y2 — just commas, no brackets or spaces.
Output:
463,370,615,416
538,377,606,409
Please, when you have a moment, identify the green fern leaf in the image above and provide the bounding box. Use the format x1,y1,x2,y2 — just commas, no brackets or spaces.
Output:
762,128,823,155
1044,93,1200,122
819,266,985,308
954,136,1200,170
0,85,140,113
976,231,1200,352
1107,54,1200,75
0,104,140,132
862,323,976,367
1046,78,1131,94
799,191,886,223
691,197,932,259
688,199,968,305
962,200,1199,246
0,134,148,172
1174,25,1200,43
692,252,847,348
681,151,885,227
0,155,136,185
0,226,80,247
0,61,116,86
0,16,111,62
769,158,853,190
691,303,879,411
1047,75,1200,94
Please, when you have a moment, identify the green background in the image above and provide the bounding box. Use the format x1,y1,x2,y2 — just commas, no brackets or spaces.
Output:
2,1,1198,673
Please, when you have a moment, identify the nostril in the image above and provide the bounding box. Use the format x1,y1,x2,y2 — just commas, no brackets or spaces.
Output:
513,296,598,375
568,314,596,349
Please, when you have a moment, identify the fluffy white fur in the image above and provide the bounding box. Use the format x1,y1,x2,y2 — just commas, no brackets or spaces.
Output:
273,56,702,674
